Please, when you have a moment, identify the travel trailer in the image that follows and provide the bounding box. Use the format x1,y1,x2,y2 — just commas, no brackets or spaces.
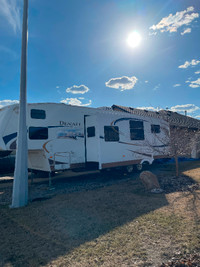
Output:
0,103,170,173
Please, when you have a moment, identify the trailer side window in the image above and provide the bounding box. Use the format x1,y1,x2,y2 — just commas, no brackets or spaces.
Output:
129,120,144,140
104,126,119,142
31,109,46,119
29,127,48,140
87,126,95,137
151,124,160,134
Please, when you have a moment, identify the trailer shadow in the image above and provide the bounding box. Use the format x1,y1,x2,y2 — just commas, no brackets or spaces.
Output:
0,161,199,267
0,154,15,174
0,171,169,266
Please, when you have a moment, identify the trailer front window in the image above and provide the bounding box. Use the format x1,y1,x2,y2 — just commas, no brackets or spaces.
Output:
151,124,160,134
104,126,119,142
31,109,46,119
29,127,48,140
130,120,144,140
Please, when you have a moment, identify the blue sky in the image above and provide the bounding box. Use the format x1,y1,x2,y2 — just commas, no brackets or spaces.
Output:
0,0,200,118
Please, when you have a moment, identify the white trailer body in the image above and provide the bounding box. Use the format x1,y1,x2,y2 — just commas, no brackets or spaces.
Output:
0,103,170,172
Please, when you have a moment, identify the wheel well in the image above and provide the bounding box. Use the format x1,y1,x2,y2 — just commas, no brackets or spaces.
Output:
141,159,153,165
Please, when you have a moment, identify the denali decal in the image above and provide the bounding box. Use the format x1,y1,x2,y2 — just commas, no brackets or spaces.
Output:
60,121,81,127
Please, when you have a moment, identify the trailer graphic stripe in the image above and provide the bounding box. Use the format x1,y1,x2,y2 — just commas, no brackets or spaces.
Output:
128,149,152,157
118,141,146,146
99,138,169,148
43,140,51,153
48,126,65,128
111,117,147,126
153,144,169,148
3,132,17,145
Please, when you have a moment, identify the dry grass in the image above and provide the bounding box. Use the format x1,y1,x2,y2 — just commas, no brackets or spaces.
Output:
0,160,200,267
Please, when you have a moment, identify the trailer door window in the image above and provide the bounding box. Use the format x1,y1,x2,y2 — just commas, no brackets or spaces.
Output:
29,127,48,140
31,109,46,119
151,124,160,134
87,126,95,137
130,120,144,140
104,126,119,142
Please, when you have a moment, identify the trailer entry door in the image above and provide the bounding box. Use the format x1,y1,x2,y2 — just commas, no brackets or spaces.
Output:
85,115,100,170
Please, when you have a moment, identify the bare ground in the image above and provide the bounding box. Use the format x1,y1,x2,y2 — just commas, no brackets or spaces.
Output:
0,160,200,267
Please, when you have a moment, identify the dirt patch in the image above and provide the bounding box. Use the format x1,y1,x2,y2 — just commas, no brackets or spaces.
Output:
0,160,200,266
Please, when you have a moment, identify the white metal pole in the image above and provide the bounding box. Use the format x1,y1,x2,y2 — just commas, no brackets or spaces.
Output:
11,0,29,208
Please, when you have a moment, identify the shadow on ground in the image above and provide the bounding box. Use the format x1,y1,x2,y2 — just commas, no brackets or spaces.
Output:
0,155,15,174
0,170,169,267
0,160,199,267
152,160,200,193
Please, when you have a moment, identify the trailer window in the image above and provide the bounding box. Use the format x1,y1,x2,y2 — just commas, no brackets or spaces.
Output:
104,126,119,142
129,120,144,140
151,124,160,134
29,127,48,140
31,109,46,119
87,126,95,137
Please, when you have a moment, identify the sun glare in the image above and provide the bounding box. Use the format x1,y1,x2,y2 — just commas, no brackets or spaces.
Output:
127,31,142,48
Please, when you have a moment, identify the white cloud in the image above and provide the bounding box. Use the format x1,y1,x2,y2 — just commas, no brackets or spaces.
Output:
0,0,20,33
60,98,92,106
153,84,160,91
170,104,200,113
137,104,200,114
195,115,200,119
181,28,191,35
137,106,159,111
188,78,200,88
179,61,190,69
195,70,200,74
185,77,192,83
149,6,199,34
149,31,157,36
105,76,138,91
145,80,149,83
178,59,200,69
173,84,181,87
0,99,19,108
66,85,89,94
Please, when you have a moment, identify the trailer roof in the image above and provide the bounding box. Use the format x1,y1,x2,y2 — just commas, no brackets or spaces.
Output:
112,105,200,129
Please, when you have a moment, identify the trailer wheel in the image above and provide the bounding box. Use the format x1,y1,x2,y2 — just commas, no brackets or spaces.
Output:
126,165,134,173
135,162,150,172
135,163,143,171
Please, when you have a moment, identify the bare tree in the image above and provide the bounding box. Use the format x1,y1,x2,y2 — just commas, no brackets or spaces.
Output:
170,126,200,176
144,121,200,177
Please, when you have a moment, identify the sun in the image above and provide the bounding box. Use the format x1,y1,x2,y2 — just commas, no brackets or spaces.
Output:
127,31,142,48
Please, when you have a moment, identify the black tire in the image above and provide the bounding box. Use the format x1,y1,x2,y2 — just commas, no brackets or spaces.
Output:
135,163,143,172
125,165,134,173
